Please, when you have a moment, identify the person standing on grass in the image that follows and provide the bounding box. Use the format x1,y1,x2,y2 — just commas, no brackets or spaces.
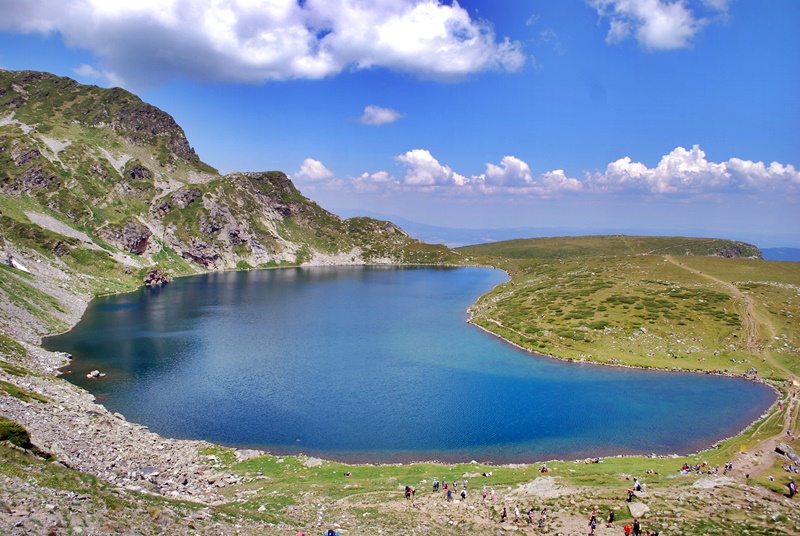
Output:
607,509,614,527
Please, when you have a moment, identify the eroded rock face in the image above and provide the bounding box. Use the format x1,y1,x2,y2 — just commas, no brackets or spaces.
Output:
181,238,221,268
171,188,201,209
99,222,152,255
716,244,763,260
127,163,152,182
0,145,60,194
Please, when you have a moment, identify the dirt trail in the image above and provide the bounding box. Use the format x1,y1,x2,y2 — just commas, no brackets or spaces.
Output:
734,393,797,481
664,255,760,355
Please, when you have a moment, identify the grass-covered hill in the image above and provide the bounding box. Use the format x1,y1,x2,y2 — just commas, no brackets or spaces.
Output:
459,235,799,379
0,69,456,287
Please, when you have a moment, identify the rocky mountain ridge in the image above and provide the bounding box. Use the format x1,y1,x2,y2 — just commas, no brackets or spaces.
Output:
0,69,455,289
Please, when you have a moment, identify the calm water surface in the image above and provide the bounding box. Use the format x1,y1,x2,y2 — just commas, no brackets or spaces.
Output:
46,266,775,463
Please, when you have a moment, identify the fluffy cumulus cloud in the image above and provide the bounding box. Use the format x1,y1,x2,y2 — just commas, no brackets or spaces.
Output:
358,105,403,126
481,155,533,186
587,0,727,50
353,146,799,198
0,0,525,88
395,149,468,187
588,145,800,193
294,158,335,182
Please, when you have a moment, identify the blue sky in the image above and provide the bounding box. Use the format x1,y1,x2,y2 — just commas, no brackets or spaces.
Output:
1,0,798,247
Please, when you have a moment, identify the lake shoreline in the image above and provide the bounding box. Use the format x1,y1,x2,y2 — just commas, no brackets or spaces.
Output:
42,263,779,467
0,260,783,506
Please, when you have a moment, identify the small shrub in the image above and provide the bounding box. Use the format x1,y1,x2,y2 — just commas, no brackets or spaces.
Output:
0,416,32,449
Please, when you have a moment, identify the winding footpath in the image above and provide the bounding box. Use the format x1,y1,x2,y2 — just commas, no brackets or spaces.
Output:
664,255,761,356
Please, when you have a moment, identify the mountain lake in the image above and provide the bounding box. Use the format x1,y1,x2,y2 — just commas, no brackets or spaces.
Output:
45,266,776,463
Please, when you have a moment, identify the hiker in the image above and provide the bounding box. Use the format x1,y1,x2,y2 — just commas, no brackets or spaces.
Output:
514,504,520,524
482,487,487,500
623,523,632,536
527,507,534,525
633,518,642,536
607,509,615,526
500,507,507,522
446,488,452,501
627,488,635,502
539,507,547,527
588,517,597,535
460,488,466,500
789,480,797,498
433,478,439,491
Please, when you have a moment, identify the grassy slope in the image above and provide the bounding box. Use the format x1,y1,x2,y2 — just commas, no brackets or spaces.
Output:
460,236,799,380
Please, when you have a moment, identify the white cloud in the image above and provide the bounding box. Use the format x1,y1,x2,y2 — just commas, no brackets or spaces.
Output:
359,105,403,126
588,0,720,50
295,158,335,182
395,149,468,186
352,170,398,192
482,156,533,186
588,145,800,193
345,146,797,199
0,0,525,88
539,169,584,193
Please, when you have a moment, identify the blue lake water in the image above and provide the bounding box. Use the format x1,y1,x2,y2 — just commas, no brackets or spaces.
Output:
45,266,775,463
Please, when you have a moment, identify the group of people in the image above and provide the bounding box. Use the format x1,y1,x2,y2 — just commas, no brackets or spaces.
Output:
499,505,547,527
622,518,658,536
431,478,475,501
679,461,719,475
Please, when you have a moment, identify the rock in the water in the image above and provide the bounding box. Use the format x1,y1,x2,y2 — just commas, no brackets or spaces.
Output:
143,268,169,287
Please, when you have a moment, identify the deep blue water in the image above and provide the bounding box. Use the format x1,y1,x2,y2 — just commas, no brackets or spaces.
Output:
45,266,775,463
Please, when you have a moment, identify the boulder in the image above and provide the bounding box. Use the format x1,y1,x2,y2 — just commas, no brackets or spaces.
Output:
143,268,169,287
629,501,650,518
776,443,800,465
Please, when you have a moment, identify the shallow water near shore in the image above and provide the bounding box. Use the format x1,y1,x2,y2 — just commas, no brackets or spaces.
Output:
47,266,775,463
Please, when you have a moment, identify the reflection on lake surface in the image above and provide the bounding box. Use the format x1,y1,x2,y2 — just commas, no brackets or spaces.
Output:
46,266,775,463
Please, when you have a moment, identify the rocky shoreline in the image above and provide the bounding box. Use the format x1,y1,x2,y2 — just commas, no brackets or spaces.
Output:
2,247,798,535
